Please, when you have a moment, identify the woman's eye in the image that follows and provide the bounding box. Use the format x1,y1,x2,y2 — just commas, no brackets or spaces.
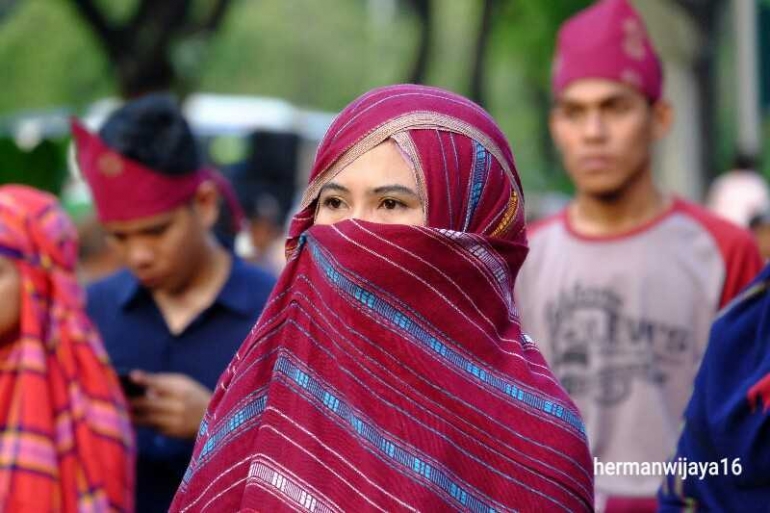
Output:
381,198,403,210
323,197,343,209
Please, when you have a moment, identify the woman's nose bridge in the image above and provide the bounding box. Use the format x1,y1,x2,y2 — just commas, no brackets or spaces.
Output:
349,204,373,222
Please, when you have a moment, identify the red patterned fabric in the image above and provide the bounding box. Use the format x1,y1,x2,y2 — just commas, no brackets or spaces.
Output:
0,185,134,512
172,85,593,512
552,0,663,101
70,120,244,229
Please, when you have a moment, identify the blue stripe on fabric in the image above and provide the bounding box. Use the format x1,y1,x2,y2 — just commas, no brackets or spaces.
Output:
279,290,591,506
307,239,585,436
200,395,267,460
275,356,501,513
463,141,488,231
182,392,268,485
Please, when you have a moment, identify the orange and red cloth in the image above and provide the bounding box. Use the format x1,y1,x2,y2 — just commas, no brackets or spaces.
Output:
0,185,134,512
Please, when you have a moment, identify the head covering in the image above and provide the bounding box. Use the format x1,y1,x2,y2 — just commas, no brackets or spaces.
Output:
172,85,593,512
0,185,134,512
552,0,663,101
71,120,245,229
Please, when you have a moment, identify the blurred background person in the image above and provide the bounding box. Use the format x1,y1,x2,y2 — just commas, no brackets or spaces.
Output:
0,184,134,512
750,210,770,261
659,262,770,510
707,153,770,228
225,129,301,276
71,94,275,513
514,0,763,511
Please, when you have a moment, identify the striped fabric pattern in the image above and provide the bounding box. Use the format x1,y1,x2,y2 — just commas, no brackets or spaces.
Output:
0,185,134,512
172,85,593,512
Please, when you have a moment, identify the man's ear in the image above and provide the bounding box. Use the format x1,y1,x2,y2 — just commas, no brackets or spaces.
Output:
192,181,220,229
651,99,673,141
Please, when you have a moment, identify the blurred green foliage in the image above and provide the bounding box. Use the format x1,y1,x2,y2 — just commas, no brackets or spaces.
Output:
0,0,765,196
0,0,114,113
0,0,588,195
0,136,68,193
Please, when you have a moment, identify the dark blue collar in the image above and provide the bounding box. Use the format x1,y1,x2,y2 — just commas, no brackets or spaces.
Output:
117,255,257,317
213,256,262,317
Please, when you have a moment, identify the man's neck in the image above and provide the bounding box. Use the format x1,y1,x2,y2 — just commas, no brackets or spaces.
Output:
152,242,232,335
569,174,670,237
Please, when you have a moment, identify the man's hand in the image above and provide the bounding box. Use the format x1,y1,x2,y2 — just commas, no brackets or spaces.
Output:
128,371,212,440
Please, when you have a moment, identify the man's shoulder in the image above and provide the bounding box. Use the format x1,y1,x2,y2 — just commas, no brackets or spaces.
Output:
84,269,137,327
231,257,277,288
527,210,567,240
219,257,277,314
671,197,763,307
673,197,755,247
86,268,135,300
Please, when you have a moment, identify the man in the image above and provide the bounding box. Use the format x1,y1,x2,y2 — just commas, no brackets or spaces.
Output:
515,0,763,510
72,94,276,513
226,129,300,275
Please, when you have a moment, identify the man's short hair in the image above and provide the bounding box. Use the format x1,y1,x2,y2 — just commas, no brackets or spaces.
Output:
99,93,201,176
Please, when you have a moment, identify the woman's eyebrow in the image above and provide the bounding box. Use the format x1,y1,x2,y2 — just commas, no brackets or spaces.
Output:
371,185,419,197
319,182,349,194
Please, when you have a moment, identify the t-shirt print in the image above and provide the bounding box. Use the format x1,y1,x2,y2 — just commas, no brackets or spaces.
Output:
546,282,692,406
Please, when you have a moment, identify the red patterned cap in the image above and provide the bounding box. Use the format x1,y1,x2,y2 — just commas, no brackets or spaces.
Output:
71,119,244,229
552,0,663,101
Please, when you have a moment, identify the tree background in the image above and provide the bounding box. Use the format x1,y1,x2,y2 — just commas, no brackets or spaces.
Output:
0,0,767,198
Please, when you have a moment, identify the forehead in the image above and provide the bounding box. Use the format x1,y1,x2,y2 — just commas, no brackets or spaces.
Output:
556,79,645,106
102,208,180,233
330,141,415,186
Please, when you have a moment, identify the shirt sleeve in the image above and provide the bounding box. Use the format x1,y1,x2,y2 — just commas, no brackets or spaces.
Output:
717,231,763,309
679,201,764,309
677,200,764,309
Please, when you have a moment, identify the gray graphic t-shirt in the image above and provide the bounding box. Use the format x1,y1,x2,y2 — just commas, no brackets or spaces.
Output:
515,198,761,499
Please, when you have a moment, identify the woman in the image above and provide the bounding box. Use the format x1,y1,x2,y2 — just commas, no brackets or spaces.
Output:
0,185,134,512
172,85,593,512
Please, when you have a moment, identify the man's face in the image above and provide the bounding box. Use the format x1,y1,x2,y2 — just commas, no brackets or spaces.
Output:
104,206,207,293
550,79,670,199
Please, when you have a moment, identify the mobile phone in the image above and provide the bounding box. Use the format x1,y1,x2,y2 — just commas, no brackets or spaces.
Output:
118,372,147,398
